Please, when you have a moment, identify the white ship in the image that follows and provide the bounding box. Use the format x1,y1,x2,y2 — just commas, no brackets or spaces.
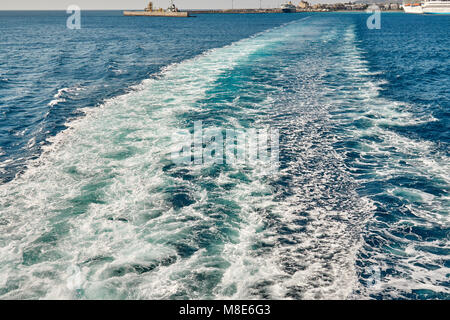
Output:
422,0,450,13
403,2,424,13
281,1,297,13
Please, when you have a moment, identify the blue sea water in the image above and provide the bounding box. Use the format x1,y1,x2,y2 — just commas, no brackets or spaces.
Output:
0,11,448,299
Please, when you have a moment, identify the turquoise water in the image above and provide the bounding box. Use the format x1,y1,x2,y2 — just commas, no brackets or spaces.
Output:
0,12,448,299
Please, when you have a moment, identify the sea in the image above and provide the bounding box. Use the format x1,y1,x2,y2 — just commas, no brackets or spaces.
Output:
0,11,448,299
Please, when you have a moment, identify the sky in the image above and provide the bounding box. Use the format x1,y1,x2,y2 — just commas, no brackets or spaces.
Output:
0,0,338,10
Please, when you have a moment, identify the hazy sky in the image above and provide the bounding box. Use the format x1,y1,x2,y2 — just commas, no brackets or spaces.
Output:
0,0,332,10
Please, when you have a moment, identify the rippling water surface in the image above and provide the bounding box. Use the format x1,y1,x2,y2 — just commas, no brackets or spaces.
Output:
0,11,448,299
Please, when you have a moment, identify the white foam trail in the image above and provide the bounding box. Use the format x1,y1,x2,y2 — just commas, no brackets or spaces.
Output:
0,17,315,299
327,27,450,299
48,86,84,107
208,21,375,300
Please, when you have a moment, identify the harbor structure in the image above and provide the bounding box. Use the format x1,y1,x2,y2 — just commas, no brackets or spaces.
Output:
124,1,190,17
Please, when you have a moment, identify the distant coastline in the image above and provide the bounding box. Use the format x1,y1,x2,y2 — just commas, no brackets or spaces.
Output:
185,9,403,14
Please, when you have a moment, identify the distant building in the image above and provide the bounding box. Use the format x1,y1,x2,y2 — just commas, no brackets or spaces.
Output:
145,1,153,12
390,3,400,10
298,1,310,9
307,1,370,12
351,3,368,10
331,3,346,10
